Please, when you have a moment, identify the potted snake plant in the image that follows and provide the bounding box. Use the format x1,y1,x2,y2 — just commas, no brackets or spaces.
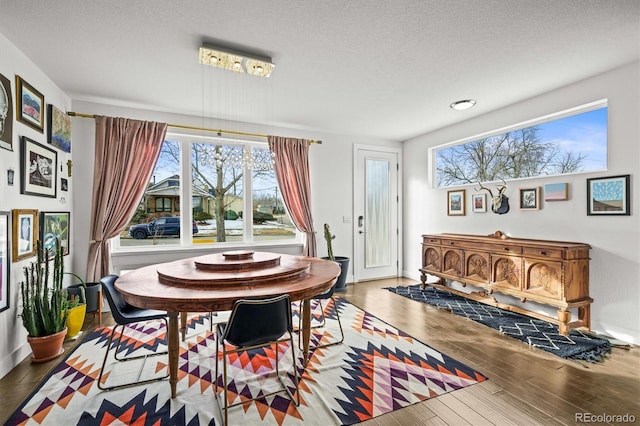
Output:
20,238,69,362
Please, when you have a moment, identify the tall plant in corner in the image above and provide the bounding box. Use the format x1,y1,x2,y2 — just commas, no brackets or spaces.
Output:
20,238,68,338
322,223,349,292
323,223,336,261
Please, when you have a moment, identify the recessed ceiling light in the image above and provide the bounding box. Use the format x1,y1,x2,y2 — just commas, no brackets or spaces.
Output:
450,99,476,110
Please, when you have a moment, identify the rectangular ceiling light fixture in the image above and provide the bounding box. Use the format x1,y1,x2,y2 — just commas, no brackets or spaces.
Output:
199,45,275,78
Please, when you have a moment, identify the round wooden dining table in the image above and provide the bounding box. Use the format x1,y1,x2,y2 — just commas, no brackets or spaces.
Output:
115,251,340,398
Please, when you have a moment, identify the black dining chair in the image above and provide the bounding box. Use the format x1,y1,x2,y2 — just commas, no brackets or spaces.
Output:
214,294,299,426
97,274,169,391
299,282,344,351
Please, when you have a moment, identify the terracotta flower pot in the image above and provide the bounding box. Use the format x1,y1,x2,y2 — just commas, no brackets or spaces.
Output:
27,328,67,363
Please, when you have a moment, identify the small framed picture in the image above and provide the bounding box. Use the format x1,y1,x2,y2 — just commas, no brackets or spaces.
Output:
20,136,57,198
39,211,70,258
544,183,568,201
16,75,44,132
12,209,38,261
519,187,540,210
47,104,72,152
60,177,68,191
587,175,630,216
7,168,14,186
472,193,487,213
0,211,9,312
447,189,466,216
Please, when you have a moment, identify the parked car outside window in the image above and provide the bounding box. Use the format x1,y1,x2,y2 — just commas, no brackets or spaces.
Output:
128,216,198,239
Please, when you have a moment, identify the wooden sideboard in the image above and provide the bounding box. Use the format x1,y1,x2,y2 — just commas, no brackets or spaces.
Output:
419,231,592,335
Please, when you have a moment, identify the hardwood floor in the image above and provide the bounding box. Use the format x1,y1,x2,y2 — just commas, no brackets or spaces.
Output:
1,277,638,425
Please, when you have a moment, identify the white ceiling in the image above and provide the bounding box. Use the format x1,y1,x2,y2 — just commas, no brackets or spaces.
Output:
0,1,638,142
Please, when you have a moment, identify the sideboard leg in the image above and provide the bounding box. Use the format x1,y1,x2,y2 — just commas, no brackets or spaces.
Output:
578,305,591,331
420,271,426,290
557,309,571,336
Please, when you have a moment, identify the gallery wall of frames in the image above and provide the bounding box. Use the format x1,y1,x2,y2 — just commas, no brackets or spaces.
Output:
0,71,73,314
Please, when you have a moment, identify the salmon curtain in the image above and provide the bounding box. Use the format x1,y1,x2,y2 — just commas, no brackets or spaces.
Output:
86,116,167,281
267,136,316,257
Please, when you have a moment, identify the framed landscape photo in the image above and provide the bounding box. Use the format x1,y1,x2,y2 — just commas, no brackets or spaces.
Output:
447,189,466,216
47,104,71,152
20,136,57,198
12,209,38,261
472,193,487,213
16,75,44,132
587,174,630,216
544,182,568,201
519,187,540,210
0,211,9,312
39,211,70,258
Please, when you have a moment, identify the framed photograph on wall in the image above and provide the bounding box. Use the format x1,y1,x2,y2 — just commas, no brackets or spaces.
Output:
0,73,14,151
519,187,540,210
12,209,38,261
16,75,44,132
447,189,466,216
39,211,70,258
587,174,630,216
0,211,9,313
472,193,487,213
47,104,72,152
544,183,568,201
20,136,57,198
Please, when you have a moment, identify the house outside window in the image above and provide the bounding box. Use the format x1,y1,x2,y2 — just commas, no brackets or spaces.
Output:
117,134,298,248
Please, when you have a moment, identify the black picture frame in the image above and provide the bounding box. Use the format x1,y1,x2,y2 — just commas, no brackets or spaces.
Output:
0,211,9,313
20,136,57,198
519,187,540,210
16,75,44,133
39,211,70,259
587,174,631,216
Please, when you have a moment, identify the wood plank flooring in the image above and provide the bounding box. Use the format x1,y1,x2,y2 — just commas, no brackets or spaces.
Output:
1,277,638,425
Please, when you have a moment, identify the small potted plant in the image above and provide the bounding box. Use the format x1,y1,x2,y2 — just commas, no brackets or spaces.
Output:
65,272,101,316
323,223,350,292
65,284,86,340
20,238,69,362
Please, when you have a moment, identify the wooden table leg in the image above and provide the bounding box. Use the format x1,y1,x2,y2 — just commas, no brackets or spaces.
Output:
180,312,187,341
301,299,311,366
167,311,179,398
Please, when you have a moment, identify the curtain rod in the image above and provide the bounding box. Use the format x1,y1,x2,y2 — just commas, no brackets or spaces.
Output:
67,111,322,144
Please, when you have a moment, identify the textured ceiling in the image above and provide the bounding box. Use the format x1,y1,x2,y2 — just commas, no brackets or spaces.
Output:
0,0,638,141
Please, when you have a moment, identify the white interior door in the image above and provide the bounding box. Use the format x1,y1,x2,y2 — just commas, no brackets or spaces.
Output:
354,147,399,281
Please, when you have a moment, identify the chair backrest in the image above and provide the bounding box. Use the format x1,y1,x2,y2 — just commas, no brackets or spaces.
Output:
100,274,128,324
223,294,292,348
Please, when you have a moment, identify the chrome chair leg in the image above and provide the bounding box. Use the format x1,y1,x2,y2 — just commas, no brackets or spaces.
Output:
97,319,169,391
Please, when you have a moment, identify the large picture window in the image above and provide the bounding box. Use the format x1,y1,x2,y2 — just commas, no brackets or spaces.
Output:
435,103,607,187
117,134,297,248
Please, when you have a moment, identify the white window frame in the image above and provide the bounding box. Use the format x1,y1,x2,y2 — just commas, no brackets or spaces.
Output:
110,132,302,254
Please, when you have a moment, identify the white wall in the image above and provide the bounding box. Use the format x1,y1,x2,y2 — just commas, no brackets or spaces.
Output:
0,33,73,378
402,61,640,344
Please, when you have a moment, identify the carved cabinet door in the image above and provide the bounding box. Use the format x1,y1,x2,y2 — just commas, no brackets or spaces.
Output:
463,251,490,284
524,259,563,300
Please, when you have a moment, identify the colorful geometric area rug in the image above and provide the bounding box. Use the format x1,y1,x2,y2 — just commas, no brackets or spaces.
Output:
385,284,612,363
6,299,487,426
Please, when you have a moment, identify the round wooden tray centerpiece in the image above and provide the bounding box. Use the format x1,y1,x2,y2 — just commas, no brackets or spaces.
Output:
156,250,311,288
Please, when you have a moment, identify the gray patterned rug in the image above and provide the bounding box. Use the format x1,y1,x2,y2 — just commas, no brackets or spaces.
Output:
385,284,611,363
